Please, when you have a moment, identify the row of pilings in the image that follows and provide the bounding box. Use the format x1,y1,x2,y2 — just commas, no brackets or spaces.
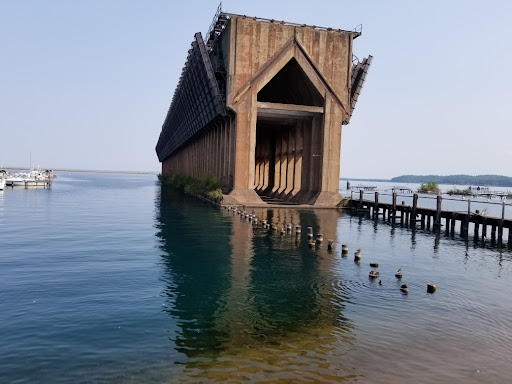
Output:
351,191,512,246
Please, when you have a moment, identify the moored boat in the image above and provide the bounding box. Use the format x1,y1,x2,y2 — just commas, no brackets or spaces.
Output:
4,169,54,187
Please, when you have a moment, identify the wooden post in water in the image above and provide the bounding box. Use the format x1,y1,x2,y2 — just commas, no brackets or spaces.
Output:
435,195,442,229
461,200,471,238
473,210,479,240
498,202,505,244
411,194,418,227
400,201,405,227
405,206,409,227
421,213,425,230
373,192,379,220
462,216,470,238
450,213,456,236
426,215,431,230
491,225,496,242
391,192,397,225
445,216,450,236
482,217,487,240
359,190,363,210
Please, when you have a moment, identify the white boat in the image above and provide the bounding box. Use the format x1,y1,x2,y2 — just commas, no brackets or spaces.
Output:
5,173,28,186
0,174,5,190
5,170,54,187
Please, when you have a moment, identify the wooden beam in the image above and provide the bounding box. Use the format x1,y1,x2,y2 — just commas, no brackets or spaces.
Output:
257,102,324,114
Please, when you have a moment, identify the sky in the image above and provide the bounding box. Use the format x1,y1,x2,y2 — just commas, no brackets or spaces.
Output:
1,0,511,178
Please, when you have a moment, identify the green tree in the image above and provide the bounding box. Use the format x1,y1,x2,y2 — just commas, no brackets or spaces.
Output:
418,181,440,194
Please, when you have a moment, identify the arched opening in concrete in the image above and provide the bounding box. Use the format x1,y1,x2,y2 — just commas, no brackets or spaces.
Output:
254,58,325,205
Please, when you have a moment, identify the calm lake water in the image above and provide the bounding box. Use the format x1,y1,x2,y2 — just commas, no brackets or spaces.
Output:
1,172,512,383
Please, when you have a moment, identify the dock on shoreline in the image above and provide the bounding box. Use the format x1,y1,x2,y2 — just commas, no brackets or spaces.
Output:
349,191,512,245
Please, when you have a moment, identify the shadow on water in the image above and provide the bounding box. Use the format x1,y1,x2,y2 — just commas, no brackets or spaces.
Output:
154,186,356,381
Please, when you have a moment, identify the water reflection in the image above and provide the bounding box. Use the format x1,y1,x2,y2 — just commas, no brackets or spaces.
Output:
155,187,232,356
153,189,512,382
155,187,355,380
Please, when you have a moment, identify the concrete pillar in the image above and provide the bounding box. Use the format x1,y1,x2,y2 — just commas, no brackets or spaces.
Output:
229,116,236,187
206,129,210,175
225,92,262,205
256,132,263,190
232,97,253,189
254,135,259,190
284,126,296,196
272,131,282,194
248,93,258,190
225,118,230,182
293,121,303,196
216,123,221,179
223,120,228,180
314,97,344,205
310,115,322,193
217,123,222,179
278,130,288,195
300,119,312,195
202,133,206,175
262,136,270,191
219,123,224,181
211,126,215,178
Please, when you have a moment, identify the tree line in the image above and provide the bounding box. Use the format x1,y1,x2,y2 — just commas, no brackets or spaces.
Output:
390,174,512,187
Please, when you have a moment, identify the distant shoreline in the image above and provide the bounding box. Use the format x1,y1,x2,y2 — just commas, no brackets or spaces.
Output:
341,174,512,188
3,167,158,175
340,177,390,182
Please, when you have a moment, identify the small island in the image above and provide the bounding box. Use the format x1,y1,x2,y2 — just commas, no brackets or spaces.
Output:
418,181,440,194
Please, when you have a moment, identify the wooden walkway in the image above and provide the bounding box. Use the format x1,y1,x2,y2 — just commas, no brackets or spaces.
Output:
348,191,512,245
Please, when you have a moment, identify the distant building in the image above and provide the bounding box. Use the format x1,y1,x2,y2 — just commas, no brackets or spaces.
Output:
156,6,371,206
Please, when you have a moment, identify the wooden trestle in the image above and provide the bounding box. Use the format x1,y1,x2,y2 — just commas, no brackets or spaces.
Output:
349,191,512,245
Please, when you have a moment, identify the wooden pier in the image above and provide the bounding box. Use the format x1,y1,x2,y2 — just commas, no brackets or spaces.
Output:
349,191,512,245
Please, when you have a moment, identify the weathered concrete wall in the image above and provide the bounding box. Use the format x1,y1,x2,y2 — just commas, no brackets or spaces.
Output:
223,17,352,206
226,19,351,110
162,115,236,188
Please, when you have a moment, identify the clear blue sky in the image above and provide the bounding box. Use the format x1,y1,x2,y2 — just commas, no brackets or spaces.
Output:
1,1,511,177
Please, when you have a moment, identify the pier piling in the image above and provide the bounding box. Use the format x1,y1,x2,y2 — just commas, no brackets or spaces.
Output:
373,192,379,220
411,194,418,228
348,193,511,246
435,195,442,228
391,192,397,225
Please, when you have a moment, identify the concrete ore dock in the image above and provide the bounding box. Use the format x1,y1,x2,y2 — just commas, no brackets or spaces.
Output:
156,6,372,207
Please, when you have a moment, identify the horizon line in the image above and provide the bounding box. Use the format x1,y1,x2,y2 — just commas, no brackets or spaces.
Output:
2,167,159,175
